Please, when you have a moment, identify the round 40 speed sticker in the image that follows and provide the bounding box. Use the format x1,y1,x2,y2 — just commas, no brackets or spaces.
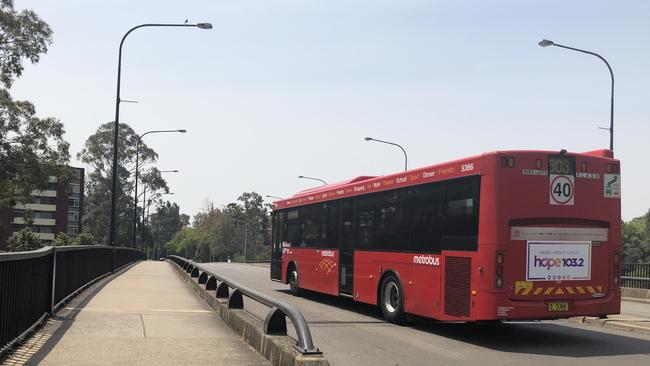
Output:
549,174,574,205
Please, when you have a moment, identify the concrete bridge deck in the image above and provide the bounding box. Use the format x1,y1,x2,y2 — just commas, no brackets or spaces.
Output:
7,261,268,366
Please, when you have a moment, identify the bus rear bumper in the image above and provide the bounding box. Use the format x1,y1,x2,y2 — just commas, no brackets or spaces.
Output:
479,289,621,321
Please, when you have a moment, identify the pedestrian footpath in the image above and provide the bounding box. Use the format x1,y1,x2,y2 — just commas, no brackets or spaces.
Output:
5,261,269,366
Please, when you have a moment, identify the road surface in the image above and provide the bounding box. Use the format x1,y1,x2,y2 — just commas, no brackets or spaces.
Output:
202,262,650,366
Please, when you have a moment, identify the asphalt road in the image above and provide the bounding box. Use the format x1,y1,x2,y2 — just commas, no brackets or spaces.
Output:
202,262,650,366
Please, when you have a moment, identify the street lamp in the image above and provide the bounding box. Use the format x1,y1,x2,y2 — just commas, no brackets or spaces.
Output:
538,39,615,151
364,137,408,171
109,22,212,253
133,130,186,247
298,175,327,185
266,195,284,200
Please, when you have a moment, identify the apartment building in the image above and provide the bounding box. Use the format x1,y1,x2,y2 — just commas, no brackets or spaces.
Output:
0,167,84,251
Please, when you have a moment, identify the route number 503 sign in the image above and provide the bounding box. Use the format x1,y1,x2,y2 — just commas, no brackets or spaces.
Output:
550,175,574,205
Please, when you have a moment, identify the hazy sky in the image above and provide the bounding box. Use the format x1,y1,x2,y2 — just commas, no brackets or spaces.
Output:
11,0,650,220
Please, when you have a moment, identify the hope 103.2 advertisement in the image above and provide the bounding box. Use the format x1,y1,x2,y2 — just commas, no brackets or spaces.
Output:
526,241,591,281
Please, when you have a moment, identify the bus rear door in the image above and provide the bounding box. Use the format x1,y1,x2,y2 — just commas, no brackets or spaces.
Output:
339,199,354,295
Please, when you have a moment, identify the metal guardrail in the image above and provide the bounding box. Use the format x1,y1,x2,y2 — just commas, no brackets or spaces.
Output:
167,255,321,355
622,263,650,289
0,246,146,355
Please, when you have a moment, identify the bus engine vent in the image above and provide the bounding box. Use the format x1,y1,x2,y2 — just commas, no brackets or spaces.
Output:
444,256,471,318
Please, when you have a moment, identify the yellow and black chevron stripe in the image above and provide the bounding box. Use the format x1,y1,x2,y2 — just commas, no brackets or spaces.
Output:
515,285,603,296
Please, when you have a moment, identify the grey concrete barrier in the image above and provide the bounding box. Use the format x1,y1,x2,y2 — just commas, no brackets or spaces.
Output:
167,257,329,366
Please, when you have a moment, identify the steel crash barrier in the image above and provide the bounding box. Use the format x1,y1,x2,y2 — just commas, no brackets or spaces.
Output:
622,263,650,289
0,246,146,355
167,255,321,355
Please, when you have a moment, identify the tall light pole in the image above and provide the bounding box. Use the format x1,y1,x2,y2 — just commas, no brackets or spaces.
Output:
538,39,615,151
364,137,408,171
298,175,327,185
109,22,212,253
133,129,186,247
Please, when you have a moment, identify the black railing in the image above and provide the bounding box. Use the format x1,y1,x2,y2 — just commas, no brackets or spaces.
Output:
622,263,650,289
167,255,321,355
0,246,146,355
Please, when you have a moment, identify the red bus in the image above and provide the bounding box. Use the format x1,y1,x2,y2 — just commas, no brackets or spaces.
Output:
270,149,621,323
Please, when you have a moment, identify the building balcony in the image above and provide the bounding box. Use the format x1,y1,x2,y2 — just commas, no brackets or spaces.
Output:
13,203,56,212
12,217,56,226
31,190,57,197
36,233,55,241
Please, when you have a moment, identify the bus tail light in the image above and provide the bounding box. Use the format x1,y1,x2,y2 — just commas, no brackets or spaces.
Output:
613,253,620,286
496,252,504,288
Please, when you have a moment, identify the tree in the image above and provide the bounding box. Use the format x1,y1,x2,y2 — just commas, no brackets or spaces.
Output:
0,0,53,89
53,232,72,247
167,227,200,258
150,201,183,258
78,122,162,245
73,231,96,246
0,2,69,210
622,210,650,263
230,192,270,261
7,228,42,251
171,192,270,262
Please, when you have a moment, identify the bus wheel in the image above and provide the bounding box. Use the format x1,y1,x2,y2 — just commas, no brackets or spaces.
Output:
288,267,301,296
380,274,405,323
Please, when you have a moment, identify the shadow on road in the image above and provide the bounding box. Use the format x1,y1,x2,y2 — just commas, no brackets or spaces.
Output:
276,288,386,322
279,288,650,357
413,321,650,357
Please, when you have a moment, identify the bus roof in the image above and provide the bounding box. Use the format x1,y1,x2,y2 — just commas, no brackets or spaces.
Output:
272,149,616,210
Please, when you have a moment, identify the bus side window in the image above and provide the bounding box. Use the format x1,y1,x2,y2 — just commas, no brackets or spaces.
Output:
286,209,301,246
356,196,375,250
408,185,443,253
327,201,340,248
442,176,480,251
302,203,328,247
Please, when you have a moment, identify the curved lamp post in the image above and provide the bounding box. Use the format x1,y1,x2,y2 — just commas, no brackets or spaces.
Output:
538,39,614,151
266,195,284,200
298,175,327,185
364,137,408,171
110,22,212,250
133,129,186,247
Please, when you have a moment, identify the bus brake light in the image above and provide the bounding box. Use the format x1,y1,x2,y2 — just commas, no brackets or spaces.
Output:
496,252,504,288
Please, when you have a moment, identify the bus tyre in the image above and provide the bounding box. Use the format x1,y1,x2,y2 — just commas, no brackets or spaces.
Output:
380,274,405,323
288,268,302,296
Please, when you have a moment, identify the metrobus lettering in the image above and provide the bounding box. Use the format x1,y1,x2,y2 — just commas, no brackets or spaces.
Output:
321,250,335,257
412,255,440,266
